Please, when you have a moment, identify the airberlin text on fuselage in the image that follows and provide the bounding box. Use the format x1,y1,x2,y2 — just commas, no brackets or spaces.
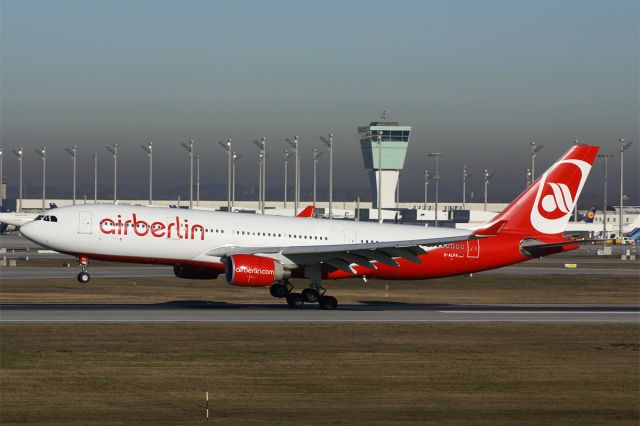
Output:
99,214,205,240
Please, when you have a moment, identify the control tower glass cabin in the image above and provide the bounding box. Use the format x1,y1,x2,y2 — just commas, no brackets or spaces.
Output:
358,121,411,209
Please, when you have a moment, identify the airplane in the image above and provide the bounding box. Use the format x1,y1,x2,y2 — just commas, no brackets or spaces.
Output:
19,144,599,310
0,203,58,231
581,207,597,223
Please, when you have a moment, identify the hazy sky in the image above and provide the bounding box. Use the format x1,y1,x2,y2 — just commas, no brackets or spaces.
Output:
1,0,638,204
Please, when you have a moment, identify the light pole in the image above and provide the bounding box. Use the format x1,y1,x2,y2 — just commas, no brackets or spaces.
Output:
526,168,531,188
597,153,613,243
254,137,266,214
428,152,444,226
196,153,200,207
65,145,77,205
232,152,240,209
462,164,471,209
312,148,323,207
93,153,98,203
376,131,383,221
0,148,3,203
320,133,334,218
181,140,194,209
218,139,232,211
283,149,293,208
483,169,495,211
423,170,431,210
105,144,118,202
530,141,544,185
12,148,22,212
257,151,263,211
35,147,46,210
286,136,300,215
140,142,153,205
619,139,633,237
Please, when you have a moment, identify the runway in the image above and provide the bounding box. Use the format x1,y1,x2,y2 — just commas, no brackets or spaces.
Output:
1,303,638,323
1,264,638,280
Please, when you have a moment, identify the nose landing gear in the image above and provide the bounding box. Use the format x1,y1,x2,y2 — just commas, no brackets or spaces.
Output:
76,256,90,284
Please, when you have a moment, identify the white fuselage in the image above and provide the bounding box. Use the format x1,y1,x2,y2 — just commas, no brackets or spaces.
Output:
19,204,470,269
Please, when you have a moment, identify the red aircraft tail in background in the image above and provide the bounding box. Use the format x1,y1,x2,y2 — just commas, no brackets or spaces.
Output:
296,206,315,218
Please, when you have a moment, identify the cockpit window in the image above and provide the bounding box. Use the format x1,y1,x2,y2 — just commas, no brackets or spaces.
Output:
40,215,58,222
35,215,44,221
50,216,58,222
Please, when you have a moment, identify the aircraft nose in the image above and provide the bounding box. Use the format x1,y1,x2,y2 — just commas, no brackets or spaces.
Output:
19,221,39,243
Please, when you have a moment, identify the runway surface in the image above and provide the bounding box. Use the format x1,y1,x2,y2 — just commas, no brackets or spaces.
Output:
1,303,638,323
1,264,638,280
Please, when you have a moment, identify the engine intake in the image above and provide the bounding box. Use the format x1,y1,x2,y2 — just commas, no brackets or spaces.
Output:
224,254,288,287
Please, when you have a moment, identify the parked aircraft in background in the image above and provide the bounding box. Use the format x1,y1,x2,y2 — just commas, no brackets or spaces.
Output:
19,145,599,309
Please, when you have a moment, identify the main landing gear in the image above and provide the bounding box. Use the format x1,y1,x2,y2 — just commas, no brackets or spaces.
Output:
76,256,90,284
269,279,338,310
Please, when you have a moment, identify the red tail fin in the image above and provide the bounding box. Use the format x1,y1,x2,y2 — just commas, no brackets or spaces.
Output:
296,206,315,218
476,145,599,237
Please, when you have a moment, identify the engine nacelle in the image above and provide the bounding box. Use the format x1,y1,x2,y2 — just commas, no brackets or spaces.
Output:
173,264,220,280
224,254,288,287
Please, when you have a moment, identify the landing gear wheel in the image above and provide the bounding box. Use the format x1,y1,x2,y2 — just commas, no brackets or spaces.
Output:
319,295,338,310
301,288,319,303
286,293,304,308
270,283,288,298
77,271,90,284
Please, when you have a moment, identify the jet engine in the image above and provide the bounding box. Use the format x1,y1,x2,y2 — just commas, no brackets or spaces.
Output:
173,264,220,280
224,254,289,287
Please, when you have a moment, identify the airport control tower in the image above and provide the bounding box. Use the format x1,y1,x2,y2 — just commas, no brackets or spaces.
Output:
358,119,412,208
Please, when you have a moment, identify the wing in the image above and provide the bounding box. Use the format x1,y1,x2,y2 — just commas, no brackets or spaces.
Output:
205,231,477,274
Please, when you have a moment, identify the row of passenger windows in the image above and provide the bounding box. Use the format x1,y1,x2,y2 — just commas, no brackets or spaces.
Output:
233,230,329,241
35,215,58,222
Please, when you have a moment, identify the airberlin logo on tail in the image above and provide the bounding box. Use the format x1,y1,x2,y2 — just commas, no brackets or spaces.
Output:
530,159,591,234
99,214,205,240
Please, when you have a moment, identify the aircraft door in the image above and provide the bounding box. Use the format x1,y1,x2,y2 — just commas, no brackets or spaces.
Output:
343,229,357,244
78,211,93,234
467,239,480,258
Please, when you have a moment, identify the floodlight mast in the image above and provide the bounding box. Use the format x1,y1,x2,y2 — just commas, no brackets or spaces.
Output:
105,144,118,202
312,149,324,208
12,148,23,212
140,142,153,205
232,152,241,208
462,164,471,210
286,137,300,215
377,131,382,222
218,139,232,211
181,140,194,209
597,153,613,245
483,169,496,211
619,139,633,238
283,150,293,208
320,133,334,218
254,137,267,214
35,147,46,210
423,170,431,210
529,141,543,185
428,152,444,226
65,145,77,205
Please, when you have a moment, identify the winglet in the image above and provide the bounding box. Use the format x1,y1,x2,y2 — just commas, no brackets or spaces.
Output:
296,206,315,218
